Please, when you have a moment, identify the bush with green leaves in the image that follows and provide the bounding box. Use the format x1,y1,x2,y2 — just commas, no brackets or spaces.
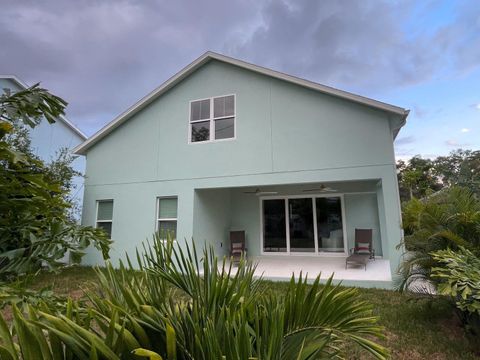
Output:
431,247,480,315
0,84,111,280
397,186,480,291
431,247,480,346
0,236,389,359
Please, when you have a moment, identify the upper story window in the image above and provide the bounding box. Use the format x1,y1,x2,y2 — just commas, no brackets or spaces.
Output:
189,95,235,143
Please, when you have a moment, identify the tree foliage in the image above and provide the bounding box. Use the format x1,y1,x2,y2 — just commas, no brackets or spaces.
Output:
397,150,480,201
0,83,110,280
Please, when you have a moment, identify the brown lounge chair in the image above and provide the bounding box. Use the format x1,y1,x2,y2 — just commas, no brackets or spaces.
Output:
345,229,375,270
230,231,246,265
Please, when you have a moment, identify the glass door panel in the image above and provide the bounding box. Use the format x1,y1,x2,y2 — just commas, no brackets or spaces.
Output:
289,198,315,253
316,197,344,253
263,199,287,252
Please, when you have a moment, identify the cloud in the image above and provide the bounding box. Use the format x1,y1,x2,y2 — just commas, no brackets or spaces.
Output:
395,135,416,145
413,105,428,118
0,0,262,134
0,0,479,136
445,139,470,147
231,1,480,95
460,128,470,133
476,104,480,110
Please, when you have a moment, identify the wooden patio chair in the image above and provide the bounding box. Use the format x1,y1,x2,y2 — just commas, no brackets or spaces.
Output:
345,229,375,271
230,230,246,265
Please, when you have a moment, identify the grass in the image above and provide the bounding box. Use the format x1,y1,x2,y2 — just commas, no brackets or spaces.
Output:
6,266,480,359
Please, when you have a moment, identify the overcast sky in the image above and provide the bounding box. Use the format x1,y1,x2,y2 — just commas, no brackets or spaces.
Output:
1,0,479,159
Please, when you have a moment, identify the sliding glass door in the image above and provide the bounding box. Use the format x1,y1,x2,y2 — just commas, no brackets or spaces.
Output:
289,198,315,252
262,196,345,255
263,199,287,252
316,197,344,253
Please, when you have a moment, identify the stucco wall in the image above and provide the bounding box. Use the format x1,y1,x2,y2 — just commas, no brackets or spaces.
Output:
84,60,398,186
344,193,382,255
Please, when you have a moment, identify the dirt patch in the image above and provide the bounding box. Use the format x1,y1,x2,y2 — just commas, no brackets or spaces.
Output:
439,312,466,341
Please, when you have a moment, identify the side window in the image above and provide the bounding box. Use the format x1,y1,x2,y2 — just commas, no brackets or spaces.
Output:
96,200,113,238
157,197,178,240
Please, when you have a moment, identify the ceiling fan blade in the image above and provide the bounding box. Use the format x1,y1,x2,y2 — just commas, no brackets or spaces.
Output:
256,191,278,195
302,187,337,192
243,188,261,194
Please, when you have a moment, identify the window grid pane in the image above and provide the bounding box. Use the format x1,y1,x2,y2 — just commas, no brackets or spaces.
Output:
159,198,178,219
214,117,235,140
191,99,210,121
158,220,177,240
97,200,113,221
97,222,112,239
214,95,234,118
191,121,210,142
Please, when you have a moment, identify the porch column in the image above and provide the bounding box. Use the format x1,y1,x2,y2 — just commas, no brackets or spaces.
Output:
378,169,404,277
376,182,389,259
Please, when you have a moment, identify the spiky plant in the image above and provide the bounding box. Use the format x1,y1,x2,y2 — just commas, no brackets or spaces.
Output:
0,234,388,359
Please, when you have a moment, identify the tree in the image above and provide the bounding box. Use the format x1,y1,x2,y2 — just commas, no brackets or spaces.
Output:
397,156,441,201
434,149,480,194
0,84,110,279
397,150,480,202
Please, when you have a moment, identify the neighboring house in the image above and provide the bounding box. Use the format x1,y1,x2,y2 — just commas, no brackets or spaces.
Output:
0,75,87,217
74,52,409,287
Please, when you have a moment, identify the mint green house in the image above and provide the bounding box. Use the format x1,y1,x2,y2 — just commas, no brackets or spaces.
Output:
74,52,409,287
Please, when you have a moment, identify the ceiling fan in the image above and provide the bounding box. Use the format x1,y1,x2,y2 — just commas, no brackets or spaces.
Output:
302,184,337,193
243,188,278,196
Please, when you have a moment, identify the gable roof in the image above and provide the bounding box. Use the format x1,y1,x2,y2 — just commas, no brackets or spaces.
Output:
73,51,409,155
0,75,87,140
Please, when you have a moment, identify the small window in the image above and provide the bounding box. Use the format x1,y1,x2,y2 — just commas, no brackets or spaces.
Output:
157,197,178,240
96,200,113,238
189,95,235,143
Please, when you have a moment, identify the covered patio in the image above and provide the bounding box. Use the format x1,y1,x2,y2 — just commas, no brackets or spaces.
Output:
193,179,395,287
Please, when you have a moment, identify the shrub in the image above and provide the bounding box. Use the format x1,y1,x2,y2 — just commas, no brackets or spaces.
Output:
397,186,480,291
431,247,480,315
0,236,389,359
431,247,480,346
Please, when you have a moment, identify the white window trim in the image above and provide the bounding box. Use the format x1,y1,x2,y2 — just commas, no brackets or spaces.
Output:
156,196,178,241
188,94,236,144
259,193,348,257
95,199,114,237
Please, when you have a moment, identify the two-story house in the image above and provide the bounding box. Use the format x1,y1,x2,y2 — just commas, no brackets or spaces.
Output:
74,52,409,288
1,75,87,216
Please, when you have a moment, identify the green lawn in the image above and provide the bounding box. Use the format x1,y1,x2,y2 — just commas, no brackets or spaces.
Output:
16,267,480,359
